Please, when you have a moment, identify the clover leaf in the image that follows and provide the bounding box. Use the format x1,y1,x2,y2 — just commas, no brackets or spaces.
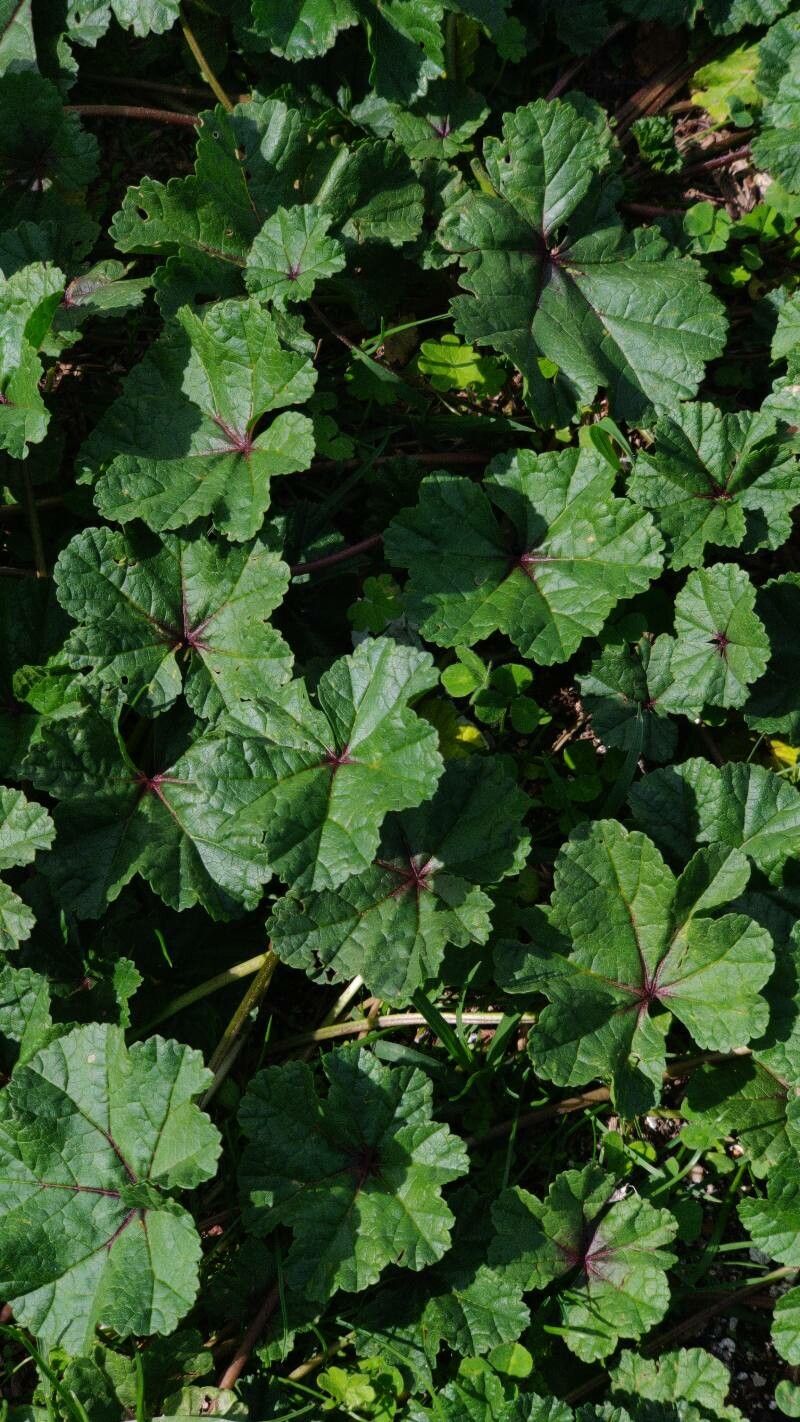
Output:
244,204,346,308
212,636,443,891
54,525,292,718
496,820,774,1113
0,787,54,951
627,402,800,569
660,564,770,714
438,98,727,422
239,1045,469,1300
0,1023,221,1352
385,449,663,664
269,756,529,1001
23,699,271,919
489,1165,677,1362
92,298,316,541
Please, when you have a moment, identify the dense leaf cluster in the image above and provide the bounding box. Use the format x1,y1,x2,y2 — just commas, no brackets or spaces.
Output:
1,1,800,1419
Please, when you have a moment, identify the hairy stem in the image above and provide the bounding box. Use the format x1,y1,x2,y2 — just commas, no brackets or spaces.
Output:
290,534,383,577
64,103,199,127
23,467,47,579
137,952,271,1034
201,950,279,1107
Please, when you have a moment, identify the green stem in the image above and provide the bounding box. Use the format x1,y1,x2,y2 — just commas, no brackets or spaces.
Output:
683,1159,747,1286
23,467,47,579
201,950,279,1107
136,952,270,1034
179,5,233,111
268,1010,538,1055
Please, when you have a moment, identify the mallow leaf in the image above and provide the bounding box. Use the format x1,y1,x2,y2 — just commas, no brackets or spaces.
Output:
489,1165,677,1362
438,98,727,422
753,16,800,193
385,449,663,664
496,821,774,1113
242,0,358,59
629,758,800,884
745,574,800,739
23,700,271,919
773,1288,800,1365
0,787,54,951
390,82,489,159
578,637,678,764
0,261,65,456
0,963,53,1066
610,1349,743,1422
239,1045,469,1300
627,402,800,569
209,637,443,891
92,298,316,541
739,1161,800,1265
268,756,529,1001
244,204,346,308
682,1055,798,1178
660,564,770,714
0,1023,221,1351
110,98,307,282
54,525,292,719
0,580,70,780
0,75,99,232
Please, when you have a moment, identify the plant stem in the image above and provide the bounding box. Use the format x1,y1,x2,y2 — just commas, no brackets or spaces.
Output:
287,1331,356,1382
269,1010,539,1054
179,5,234,112
200,950,279,1107
682,143,750,176
216,1284,281,1394
23,468,47,579
290,534,383,577
137,952,270,1033
64,103,199,127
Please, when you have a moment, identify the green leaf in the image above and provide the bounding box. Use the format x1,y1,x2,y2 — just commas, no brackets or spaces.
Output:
489,1165,677,1362
0,963,52,1065
578,637,678,764
752,16,800,192
772,293,800,360
691,45,761,123
0,1023,220,1351
661,564,770,714
239,1045,469,1299
740,1161,800,1265
745,574,800,738
23,700,271,919
629,758,800,884
391,81,489,159
0,75,99,232
438,98,727,422
0,787,54,951
212,637,443,892
245,0,358,58
354,0,445,102
385,449,663,663
0,0,35,75
92,298,316,541
269,756,529,1000
244,204,346,308
627,402,800,569
0,261,65,456
54,525,293,719
682,1056,796,1178
774,1289,800,1364
610,1348,742,1422
496,821,774,1113
416,333,506,394
704,0,794,34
